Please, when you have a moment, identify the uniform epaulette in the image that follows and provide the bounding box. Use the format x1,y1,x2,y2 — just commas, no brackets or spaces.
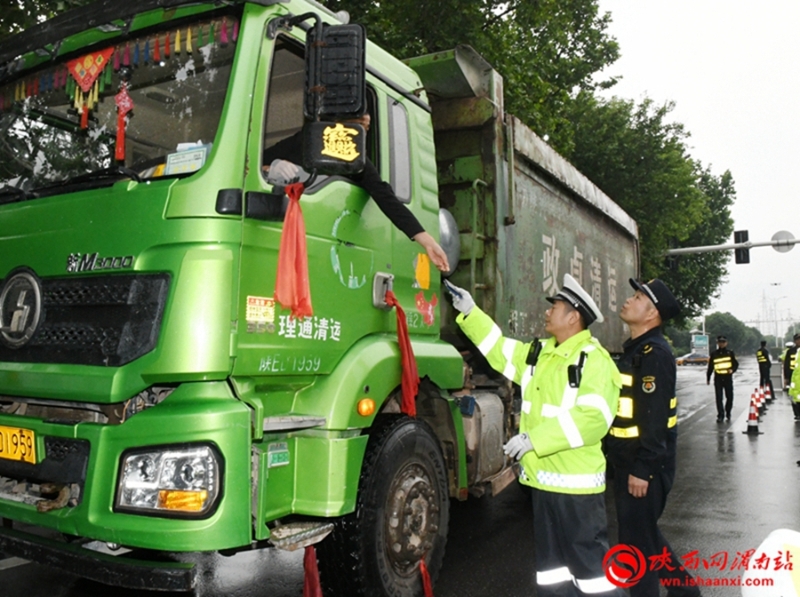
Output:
643,344,653,354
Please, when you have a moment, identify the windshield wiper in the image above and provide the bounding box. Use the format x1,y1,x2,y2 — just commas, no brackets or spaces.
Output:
58,166,143,185
31,166,144,197
0,186,30,205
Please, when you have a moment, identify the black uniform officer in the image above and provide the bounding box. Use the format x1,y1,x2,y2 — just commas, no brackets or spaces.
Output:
706,336,739,422
756,340,774,399
607,279,700,597
783,333,800,395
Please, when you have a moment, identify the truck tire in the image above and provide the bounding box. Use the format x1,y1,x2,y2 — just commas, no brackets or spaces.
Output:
318,415,450,597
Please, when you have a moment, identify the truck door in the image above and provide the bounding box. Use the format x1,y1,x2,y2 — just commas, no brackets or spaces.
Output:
234,34,393,380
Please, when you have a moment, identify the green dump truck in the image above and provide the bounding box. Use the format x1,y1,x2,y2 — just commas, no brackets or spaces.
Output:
0,1,639,595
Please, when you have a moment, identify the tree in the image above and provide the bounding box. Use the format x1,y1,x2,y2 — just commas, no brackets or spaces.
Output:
567,93,733,320
321,0,620,152
0,1,91,41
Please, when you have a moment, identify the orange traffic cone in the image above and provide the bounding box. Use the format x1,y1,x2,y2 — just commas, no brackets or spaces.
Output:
744,395,763,435
764,384,774,403
757,387,767,415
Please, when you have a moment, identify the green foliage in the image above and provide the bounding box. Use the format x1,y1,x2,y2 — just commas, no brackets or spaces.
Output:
321,0,620,152
0,1,91,41
705,312,763,354
567,93,734,321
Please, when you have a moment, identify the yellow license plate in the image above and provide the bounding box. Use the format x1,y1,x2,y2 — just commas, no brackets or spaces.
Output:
0,425,36,464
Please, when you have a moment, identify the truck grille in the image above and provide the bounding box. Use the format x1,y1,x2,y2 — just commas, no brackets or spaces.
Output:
0,273,169,366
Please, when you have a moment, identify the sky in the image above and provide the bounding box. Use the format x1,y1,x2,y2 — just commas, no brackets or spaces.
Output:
595,1,800,338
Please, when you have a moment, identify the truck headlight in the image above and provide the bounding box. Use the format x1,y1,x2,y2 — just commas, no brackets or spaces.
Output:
115,444,222,517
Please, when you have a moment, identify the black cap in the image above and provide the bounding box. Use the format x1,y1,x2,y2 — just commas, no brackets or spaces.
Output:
717,335,727,342
546,274,604,326
794,333,800,341
628,278,680,321
761,340,767,346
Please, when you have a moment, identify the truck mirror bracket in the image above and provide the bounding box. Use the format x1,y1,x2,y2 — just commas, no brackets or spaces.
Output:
372,273,394,310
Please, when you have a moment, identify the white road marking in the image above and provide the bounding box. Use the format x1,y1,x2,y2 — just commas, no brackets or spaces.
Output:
0,557,30,571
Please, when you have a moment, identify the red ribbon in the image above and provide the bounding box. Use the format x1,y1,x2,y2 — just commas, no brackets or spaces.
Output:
420,558,435,597
275,183,313,319
303,545,323,597
385,290,419,417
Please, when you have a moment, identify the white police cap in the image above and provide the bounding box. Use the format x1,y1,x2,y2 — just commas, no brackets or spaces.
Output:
545,273,604,325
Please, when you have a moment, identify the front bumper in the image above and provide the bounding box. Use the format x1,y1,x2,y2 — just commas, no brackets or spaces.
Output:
0,525,196,591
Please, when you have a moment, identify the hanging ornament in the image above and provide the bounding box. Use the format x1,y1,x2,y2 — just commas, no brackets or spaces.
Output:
67,47,114,129
133,41,139,67
144,39,150,64
186,27,193,53
123,43,130,66
113,47,120,71
153,35,161,62
115,78,134,162
221,18,229,46
165,32,171,59
175,29,181,55
233,20,239,42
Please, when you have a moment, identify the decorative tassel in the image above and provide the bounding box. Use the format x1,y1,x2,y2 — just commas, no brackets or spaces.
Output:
153,35,161,62
175,29,181,54
233,20,239,42
221,18,229,45
113,48,120,71
384,290,420,417
115,82,134,161
186,28,192,53
123,43,130,66
133,41,139,66
144,39,150,64
165,32,170,58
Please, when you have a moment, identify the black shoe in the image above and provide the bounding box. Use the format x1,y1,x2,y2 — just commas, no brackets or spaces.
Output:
726,416,731,422
717,417,724,422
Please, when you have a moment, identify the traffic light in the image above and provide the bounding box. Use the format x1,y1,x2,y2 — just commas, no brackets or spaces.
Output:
734,230,750,264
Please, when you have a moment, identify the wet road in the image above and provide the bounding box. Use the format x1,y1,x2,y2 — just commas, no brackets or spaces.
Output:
2,359,798,596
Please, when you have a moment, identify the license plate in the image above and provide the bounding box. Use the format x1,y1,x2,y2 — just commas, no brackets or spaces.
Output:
0,425,36,464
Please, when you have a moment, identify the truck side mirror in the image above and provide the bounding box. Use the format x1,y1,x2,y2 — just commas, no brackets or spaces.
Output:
304,24,367,121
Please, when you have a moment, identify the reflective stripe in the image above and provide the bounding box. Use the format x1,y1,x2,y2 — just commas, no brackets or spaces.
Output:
616,396,633,418
521,399,532,414
521,366,534,395
609,426,639,438
576,575,619,594
668,415,677,428
620,373,633,387
557,410,584,448
670,396,677,408
535,470,605,489
576,393,614,426
477,324,503,356
541,403,559,418
502,339,517,380
537,566,572,585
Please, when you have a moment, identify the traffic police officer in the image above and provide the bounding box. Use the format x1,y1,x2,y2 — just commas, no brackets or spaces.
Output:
706,335,739,422
783,333,800,399
606,279,700,596
445,274,623,597
756,340,774,400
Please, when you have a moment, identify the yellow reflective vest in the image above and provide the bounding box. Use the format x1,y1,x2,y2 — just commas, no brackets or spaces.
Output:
457,306,621,495
790,363,800,403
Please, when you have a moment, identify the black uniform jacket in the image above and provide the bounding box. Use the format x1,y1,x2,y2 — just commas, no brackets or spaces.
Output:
607,327,676,481
262,131,424,239
784,346,798,383
706,347,739,383
756,347,771,370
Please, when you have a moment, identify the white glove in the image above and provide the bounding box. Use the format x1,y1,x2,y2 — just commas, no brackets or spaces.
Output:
267,159,301,185
503,433,533,461
443,280,475,316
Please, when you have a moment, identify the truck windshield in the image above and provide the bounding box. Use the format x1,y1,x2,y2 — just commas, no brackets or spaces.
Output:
0,14,239,198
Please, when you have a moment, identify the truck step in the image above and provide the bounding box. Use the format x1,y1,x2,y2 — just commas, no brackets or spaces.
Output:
269,522,334,552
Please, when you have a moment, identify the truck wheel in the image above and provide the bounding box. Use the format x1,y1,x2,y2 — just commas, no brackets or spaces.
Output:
318,415,449,597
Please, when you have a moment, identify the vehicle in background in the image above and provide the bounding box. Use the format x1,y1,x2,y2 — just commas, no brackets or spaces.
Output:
676,352,710,366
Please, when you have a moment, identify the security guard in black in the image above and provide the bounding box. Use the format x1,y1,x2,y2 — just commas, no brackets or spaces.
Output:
707,336,739,422
606,278,699,597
